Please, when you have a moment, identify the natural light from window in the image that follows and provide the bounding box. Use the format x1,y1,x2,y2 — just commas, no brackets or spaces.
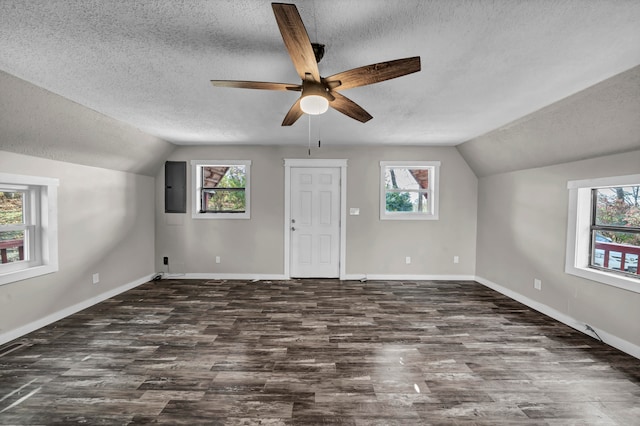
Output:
380,161,440,220
566,174,640,294
191,160,251,219
0,173,59,286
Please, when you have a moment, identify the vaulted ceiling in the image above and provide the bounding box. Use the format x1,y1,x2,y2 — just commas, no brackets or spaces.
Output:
0,1,639,159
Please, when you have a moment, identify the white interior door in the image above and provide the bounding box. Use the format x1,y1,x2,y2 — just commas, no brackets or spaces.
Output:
290,167,341,278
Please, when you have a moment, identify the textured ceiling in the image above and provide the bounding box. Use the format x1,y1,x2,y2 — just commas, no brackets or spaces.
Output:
1,0,639,147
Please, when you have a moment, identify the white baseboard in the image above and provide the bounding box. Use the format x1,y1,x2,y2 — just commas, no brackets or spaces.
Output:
168,273,474,282
342,273,476,281
178,273,288,281
475,276,640,360
0,273,154,346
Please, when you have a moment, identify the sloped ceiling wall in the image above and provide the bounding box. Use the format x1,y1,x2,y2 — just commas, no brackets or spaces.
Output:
457,65,640,177
0,70,175,176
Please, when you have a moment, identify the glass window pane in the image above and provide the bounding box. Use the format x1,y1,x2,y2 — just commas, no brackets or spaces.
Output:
0,191,24,225
384,168,426,190
202,166,246,189
592,230,639,274
0,230,25,264
594,186,640,229
385,191,429,213
203,189,246,213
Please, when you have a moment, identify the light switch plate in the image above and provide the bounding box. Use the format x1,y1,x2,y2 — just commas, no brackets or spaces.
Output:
349,208,360,216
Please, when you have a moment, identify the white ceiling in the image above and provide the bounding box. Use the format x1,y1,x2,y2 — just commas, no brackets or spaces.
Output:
1,0,639,147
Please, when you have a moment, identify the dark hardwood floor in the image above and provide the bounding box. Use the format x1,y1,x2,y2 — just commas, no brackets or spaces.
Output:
1,279,638,425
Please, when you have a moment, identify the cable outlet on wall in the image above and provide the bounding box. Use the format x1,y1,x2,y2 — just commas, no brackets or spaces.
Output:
216,256,221,264
92,273,100,284
534,278,542,291
405,256,411,264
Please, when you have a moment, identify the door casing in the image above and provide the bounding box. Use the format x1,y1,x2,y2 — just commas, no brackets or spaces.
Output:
284,158,347,279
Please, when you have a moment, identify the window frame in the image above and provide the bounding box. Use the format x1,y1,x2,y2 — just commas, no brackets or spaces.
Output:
379,161,440,221
191,160,251,219
0,173,59,286
566,174,640,294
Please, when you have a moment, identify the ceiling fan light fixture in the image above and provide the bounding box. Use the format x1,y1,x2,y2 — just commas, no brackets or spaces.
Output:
300,94,329,115
300,81,329,115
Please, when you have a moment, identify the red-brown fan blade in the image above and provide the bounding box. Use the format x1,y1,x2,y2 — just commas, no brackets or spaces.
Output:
329,92,373,123
282,98,304,126
272,3,320,82
324,57,421,91
211,80,301,91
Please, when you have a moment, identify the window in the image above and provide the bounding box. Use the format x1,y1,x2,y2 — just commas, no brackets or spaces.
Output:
566,174,640,293
0,173,59,286
590,186,640,275
191,160,251,219
380,161,440,220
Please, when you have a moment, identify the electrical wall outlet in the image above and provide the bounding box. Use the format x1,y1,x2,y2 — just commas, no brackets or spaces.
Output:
534,278,542,290
453,256,459,264
405,256,411,264
163,256,168,265
92,273,100,284
215,256,221,264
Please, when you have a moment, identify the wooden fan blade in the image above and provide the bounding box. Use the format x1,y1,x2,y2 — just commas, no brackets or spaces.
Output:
282,98,304,126
211,80,301,91
272,3,320,82
329,92,373,123
324,56,421,91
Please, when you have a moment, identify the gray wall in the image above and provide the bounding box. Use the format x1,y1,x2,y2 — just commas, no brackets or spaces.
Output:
0,70,174,176
475,149,640,347
0,151,155,341
155,145,478,277
0,70,166,342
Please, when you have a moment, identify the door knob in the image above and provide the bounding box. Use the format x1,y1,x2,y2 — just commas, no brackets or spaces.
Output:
291,227,296,231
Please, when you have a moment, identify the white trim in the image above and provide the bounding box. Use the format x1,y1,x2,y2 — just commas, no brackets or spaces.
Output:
175,273,288,281
565,176,640,293
283,159,348,280
379,161,440,221
0,273,154,345
0,173,58,187
476,275,640,360
190,160,251,220
0,173,59,286
342,273,476,281
284,159,348,168
567,173,640,190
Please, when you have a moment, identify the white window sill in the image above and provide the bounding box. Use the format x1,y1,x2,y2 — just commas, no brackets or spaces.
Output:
381,213,439,221
0,263,59,286
565,264,639,294
191,213,250,220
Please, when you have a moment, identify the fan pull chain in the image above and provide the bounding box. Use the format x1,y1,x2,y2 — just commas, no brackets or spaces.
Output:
318,117,321,148
308,114,311,156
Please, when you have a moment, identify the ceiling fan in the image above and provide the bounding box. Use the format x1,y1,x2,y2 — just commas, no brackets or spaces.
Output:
211,2,421,126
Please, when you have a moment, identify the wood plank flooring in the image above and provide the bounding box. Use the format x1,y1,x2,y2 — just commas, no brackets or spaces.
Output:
1,279,639,425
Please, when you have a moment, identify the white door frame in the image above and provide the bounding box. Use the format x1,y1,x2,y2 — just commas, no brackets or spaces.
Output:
284,158,347,279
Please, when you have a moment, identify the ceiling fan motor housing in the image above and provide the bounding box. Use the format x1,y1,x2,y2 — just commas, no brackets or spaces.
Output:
312,43,325,63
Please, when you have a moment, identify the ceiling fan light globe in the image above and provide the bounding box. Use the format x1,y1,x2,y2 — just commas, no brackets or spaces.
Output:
300,95,329,115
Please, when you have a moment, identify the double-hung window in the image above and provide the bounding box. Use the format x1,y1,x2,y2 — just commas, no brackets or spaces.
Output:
380,161,440,220
191,160,251,219
590,185,640,275
0,173,58,286
566,174,640,293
